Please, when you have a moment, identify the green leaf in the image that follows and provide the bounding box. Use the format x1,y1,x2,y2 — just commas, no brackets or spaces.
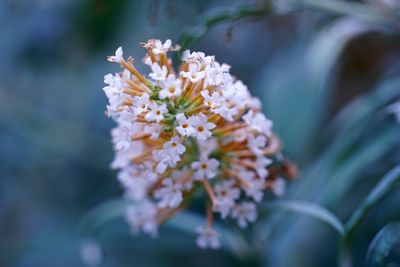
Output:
366,221,400,267
80,198,131,237
300,0,390,24
344,166,400,240
263,200,344,235
80,199,250,257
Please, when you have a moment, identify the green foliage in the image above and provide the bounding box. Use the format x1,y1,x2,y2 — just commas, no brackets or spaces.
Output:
366,222,400,267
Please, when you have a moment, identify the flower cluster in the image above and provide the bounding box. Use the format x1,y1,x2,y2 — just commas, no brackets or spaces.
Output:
103,39,295,249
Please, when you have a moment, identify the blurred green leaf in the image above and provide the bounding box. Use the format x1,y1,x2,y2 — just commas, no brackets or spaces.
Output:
263,200,344,234
80,198,131,237
300,0,391,25
81,199,250,257
366,221,400,267
344,166,400,240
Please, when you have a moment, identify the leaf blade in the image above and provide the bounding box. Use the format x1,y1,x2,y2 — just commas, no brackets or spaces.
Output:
366,221,400,267
264,200,344,235
344,166,400,239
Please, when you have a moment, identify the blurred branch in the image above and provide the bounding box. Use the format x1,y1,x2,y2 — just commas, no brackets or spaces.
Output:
178,3,273,51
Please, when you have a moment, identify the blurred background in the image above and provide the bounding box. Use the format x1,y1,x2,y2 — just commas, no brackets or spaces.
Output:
1,0,400,266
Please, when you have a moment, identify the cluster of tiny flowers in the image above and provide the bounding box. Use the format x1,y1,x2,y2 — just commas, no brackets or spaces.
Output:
103,39,293,249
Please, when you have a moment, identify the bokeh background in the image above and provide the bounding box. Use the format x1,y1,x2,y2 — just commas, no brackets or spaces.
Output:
1,0,400,266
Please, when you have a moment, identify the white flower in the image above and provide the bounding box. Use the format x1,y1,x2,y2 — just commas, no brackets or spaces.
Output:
154,178,183,208
248,135,267,156
103,73,125,117
132,94,150,115
118,167,151,201
149,63,168,81
181,50,214,66
196,227,220,249
159,74,182,99
204,62,230,86
211,103,238,122
111,125,132,151
176,113,196,137
180,63,206,83
144,124,163,140
152,137,186,174
190,112,216,142
191,156,219,180
111,143,144,169
198,137,218,157
152,39,172,54
145,102,168,122
125,200,158,236
201,90,223,109
243,110,273,135
163,136,186,158
254,156,272,179
214,180,240,203
233,128,249,142
239,168,265,202
171,168,193,191
107,46,124,63
231,202,257,228
272,177,286,197
212,199,234,219
213,180,240,218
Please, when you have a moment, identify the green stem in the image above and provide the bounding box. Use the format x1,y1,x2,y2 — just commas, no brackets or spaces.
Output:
338,237,353,267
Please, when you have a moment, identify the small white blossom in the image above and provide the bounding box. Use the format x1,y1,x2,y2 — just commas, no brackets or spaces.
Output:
196,227,221,249
201,90,223,109
159,74,182,99
180,63,206,83
191,156,219,180
107,46,124,63
163,136,186,158
272,177,286,197
248,135,267,156
190,112,216,142
145,102,168,122
231,202,257,228
239,168,265,202
152,39,172,54
132,94,150,115
213,180,240,218
149,63,168,81
154,178,183,208
255,156,272,179
125,200,158,236
243,110,273,135
176,113,196,137
152,137,186,173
